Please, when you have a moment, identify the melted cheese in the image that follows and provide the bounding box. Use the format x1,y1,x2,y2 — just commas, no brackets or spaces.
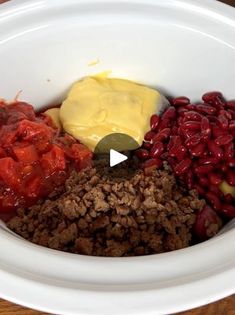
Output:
60,76,168,151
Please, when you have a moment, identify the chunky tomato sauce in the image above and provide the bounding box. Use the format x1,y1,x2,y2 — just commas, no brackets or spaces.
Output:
0,100,92,213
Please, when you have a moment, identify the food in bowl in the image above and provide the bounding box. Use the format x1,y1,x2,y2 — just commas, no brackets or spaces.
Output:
7,158,205,256
59,75,168,151
0,76,234,256
0,99,93,213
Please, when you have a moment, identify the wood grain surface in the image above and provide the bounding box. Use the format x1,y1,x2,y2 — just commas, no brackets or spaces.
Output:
0,0,234,314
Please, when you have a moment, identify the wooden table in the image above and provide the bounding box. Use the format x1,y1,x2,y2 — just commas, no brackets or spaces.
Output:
0,0,234,314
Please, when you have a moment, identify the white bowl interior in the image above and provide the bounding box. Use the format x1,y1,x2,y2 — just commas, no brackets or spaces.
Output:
0,0,234,314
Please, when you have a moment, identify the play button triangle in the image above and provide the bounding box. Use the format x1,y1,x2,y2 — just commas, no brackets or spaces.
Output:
110,149,128,167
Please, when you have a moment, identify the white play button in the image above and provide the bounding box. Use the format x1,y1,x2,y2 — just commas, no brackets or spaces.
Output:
110,149,128,167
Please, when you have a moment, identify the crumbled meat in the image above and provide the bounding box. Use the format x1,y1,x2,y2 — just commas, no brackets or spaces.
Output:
7,158,206,257
75,237,93,255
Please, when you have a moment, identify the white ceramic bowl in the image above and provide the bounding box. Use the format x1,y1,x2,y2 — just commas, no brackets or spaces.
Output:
0,0,234,314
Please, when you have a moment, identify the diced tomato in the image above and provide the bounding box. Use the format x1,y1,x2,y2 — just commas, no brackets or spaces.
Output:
21,165,34,176
7,102,36,121
46,170,67,190
7,111,27,124
38,113,57,129
0,190,18,213
41,145,66,176
71,143,93,160
0,101,93,215
0,148,6,158
0,106,8,125
17,119,53,140
0,125,18,146
13,144,39,163
70,143,93,170
0,157,22,191
77,158,93,170
17,119,54,152
57,134,77,147
24,175,42,199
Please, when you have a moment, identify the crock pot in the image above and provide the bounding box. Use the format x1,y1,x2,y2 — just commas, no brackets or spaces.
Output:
0,0,234,314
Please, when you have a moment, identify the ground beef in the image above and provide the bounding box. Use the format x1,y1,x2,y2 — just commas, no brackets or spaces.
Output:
7,159,205,256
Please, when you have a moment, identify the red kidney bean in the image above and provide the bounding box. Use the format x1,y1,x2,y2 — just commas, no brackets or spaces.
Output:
185,104,196,111
180,127,196,139
224,194,234,203
228,110,235,120
208,172,222,185
194,165,213,175
152,128,171,142
168,157,177,168
169,136,182,147
167,135,182,151
208,140,223,159
196,104,217,115
150,114,160,131
135,149,149,160
221,204,235,218
226,100,235,110
142,92,235,222
169,144,187,159
171,126,178,135
202,91,223,103
209,184,224,198
201,116,211,140
198,157,219,165
224,141,234,160
174,158,191,176
212,125,228,138
194,205,221,240
182,121,201,131
218,114,229,129
194,184,206,196
206,191,221,211
185,134,201,148
150,141,164,158
177,116,184,126
161,106,176,121
201,150,209,157
177,146,188,161
172,96,190,106
143,141,152,150
144,131,156,141
220,163,228,173
192,159,199,168
208,116,220,125
215,134,233,146
142,158,163,175
189,143,206,157
177,106,188,116
161,152,168,160
184,111,202,121
158,119,171,130
219,109,232,120
213,97,226,111
229,120,235,130
199,176,209,187
226,171,235,186
185,170,194,189
228,158,235,167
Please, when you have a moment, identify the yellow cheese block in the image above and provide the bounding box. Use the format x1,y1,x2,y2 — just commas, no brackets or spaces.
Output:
44,108,61,129
60,76,168,151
